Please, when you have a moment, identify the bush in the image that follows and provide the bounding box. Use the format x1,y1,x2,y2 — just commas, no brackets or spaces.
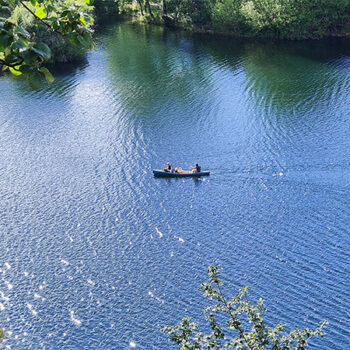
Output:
163,265,328,349
9,0,94,63
212,0,244,33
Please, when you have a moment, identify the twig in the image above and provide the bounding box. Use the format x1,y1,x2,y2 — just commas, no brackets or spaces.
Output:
18,1,61,35
217,283,253,349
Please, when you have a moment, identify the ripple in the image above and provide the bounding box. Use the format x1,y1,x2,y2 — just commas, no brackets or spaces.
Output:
0,21,349,350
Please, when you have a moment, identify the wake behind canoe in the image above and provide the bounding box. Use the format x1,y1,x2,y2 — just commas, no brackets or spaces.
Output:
153,169,210,177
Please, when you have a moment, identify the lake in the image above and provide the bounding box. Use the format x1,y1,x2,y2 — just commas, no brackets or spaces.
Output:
0,20,350,349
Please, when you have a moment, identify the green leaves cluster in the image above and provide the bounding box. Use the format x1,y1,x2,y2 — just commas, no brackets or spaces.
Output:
209,0,350,38
124,0,350,39
162,265,328,349
0,18,50,87
0,0,95,88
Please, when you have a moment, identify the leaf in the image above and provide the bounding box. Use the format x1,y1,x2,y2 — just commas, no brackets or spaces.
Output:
27,71,44,89
46,4,55,13
11,40,28,51
9,66,22,76
4,53,20,65
85,0,94,5
79,16,87,25
48,17,59,30
35,7,47,19
14,26,30,38
23,50,38,65
19,65,35,74
0,32,11,50
39,67,54,83
60,10,70,18
30,0,38,6
31,42,51,60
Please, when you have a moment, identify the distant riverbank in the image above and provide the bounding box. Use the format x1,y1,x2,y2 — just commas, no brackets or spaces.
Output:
119,0,350,41
140,16,350,41
125,17,350,42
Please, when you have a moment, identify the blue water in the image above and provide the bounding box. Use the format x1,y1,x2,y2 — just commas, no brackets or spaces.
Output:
0,21,350,348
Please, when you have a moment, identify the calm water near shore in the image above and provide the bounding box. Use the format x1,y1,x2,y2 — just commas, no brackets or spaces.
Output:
0,20,350,349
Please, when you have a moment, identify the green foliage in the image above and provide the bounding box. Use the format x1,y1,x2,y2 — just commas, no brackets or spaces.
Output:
0,1,11,17
94,0,119,21
211,0,244,32
179,0,214,26
64,0,350,39
0,0,95,88
213,0,350,39
163,265,328,349
162,0,350,38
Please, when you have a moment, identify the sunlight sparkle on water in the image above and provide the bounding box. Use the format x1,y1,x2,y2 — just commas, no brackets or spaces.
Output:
155,227,163,237
61,259,70,266
70,311,82,326
4,281,13,290
27,303,38,316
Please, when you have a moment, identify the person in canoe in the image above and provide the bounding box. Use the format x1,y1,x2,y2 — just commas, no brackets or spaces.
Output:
191,163,201,173
164,162,171,172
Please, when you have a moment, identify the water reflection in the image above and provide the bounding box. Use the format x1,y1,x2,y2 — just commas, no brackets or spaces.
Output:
103,23,219,115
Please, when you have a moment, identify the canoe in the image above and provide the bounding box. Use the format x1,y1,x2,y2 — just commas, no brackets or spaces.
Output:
153,169,210,177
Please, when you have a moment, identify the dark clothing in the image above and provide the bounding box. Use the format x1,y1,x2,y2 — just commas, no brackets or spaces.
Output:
196,165,201,172
164,163,171,172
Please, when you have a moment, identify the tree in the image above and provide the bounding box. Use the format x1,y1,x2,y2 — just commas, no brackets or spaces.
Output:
212,0,244,33
162,265,327,349
0,0,95,88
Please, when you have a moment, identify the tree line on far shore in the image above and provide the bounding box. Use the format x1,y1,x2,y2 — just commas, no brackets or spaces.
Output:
120,0,350,40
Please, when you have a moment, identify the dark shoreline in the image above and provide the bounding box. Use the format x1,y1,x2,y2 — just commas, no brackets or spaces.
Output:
119,13,350,41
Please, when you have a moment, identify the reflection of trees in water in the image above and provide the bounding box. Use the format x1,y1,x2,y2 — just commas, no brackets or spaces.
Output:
240,40,350,113
3,58,89,99
104,22,219,114
103,21,350,136
193,32,246,68
195,35,350,116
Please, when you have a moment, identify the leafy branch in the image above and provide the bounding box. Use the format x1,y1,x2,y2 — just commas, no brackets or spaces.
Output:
0,0,95,88
162,265,328,349
18,0,55,32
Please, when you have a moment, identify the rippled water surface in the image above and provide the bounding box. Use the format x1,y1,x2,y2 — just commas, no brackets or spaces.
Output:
1,21,350,349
